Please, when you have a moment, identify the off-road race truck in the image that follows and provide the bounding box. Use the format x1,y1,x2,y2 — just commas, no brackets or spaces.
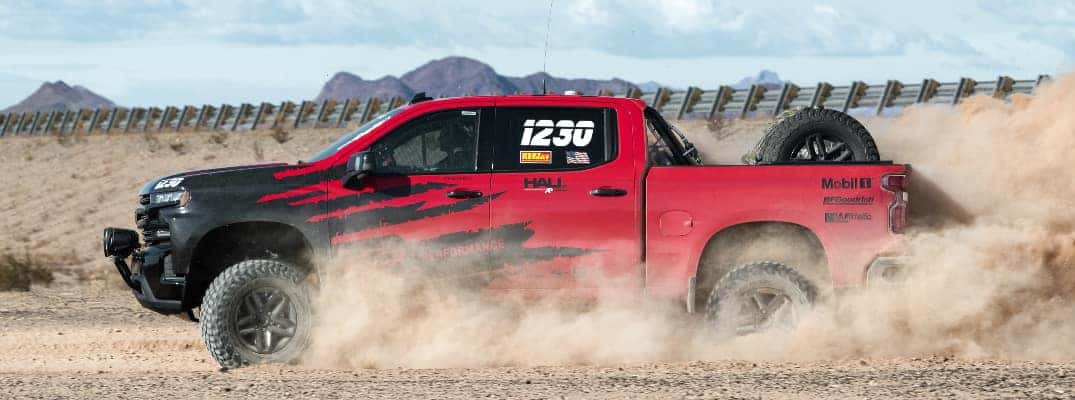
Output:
104,93,909,367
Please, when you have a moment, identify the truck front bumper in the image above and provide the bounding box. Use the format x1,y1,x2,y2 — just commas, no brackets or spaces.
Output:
105,228,186,315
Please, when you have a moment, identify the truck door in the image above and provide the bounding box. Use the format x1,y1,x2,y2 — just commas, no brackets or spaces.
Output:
486,105,642,291
328,107,495,280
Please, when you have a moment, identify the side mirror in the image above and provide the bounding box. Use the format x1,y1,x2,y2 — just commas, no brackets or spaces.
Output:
342,151,374,189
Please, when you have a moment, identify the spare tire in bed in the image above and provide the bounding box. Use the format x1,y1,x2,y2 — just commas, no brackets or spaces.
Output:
754,108,880,163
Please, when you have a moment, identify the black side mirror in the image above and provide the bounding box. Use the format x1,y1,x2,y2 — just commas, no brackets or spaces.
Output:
342,151,374,189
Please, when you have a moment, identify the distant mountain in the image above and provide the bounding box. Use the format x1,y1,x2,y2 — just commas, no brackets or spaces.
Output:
401,56,516,97
507,72,635,96
315,56,639,101
732,70,784,90
635,81,665,92
314,72,413,103
2,81,115,114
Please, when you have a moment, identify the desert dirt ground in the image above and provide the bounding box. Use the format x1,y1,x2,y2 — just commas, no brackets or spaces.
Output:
2,287,1072,399
1,120,1073,398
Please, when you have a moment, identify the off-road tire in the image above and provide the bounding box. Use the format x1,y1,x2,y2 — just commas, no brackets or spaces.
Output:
704,261,818,336
200,259,312,368
754,108,879,163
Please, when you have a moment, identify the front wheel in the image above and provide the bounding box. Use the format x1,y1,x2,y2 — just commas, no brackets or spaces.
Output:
200,259,312,368
704,261,817,336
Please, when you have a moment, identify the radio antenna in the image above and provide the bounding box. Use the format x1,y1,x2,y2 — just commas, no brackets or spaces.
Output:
540,0,555,94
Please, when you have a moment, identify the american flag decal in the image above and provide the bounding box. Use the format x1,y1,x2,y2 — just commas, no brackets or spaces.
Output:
566,151,591,164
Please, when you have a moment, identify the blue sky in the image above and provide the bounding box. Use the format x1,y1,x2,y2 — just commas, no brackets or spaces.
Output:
0,0,1072,107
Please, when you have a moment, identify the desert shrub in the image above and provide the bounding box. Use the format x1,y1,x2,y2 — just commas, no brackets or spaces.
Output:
142,132,161,153
271,126,291,144
209,131,228,146
0,251,55,291
169,139,187,155
252,140,265,161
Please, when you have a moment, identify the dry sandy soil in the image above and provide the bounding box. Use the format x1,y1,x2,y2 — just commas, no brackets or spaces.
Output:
2,287,1071,399
1,98,1074,398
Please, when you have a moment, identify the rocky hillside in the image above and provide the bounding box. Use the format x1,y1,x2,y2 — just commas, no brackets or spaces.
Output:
315,56,638,101
2,81,115,114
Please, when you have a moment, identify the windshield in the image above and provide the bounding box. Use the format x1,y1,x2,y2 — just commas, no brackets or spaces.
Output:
305,106,408,162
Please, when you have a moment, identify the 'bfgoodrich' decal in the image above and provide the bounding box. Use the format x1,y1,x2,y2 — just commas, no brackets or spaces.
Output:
822,196,874,205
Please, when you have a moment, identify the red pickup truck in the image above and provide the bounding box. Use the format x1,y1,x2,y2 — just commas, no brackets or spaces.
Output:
104,93,908,367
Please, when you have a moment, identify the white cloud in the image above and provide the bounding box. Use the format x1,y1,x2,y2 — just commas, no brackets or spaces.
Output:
0,0,1069,107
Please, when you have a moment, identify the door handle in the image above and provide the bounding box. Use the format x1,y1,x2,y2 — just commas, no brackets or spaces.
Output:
589,187,628,197
446,190,483,199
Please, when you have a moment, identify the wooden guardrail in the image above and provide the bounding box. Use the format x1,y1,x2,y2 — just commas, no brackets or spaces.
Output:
0,75,1050,137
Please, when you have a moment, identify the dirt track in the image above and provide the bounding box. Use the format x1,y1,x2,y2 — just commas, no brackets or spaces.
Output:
0,287,1070,399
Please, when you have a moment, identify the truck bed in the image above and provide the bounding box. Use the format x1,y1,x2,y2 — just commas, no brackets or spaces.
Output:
644,163,908,295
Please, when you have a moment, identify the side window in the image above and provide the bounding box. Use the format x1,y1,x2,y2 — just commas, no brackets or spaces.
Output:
369,109,480,174
493,107,615,171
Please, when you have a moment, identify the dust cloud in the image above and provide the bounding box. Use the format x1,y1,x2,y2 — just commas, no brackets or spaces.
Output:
304,74,1075,369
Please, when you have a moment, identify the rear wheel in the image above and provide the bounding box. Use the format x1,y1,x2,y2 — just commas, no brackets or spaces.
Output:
704,261,817,336
200,259,312,368
755,108,879,163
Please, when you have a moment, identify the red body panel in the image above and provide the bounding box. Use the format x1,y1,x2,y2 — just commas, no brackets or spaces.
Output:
489,101,645,290
644,164,907,296
281,95,907,301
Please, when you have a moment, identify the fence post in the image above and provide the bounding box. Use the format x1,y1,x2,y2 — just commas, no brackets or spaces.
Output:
741,84,766,118
0,113,10,136
72,109,89,133
337,99,354,127
294,101,314,128
915,79,939,103
360,98,382,123
876,80,903,115
106,108,122,133
174,106,189,132
952,78,976,104
158,107,174,131
87,108,101,133
315,100,331,124
842,81,867,112
214,104,232,130
388,96,405,110
623,87,642,99
251,102,270,130
43,111,60,134
773,83,800,116
707,86,734,121
29,111,44,134
992,76,1014,99
15,112,30,135
231,103,253,131
192,105,208,131
675,87,702,120
143,107,160,132
1036,74,1051,86
647,88,671,109
810,82,832,108
60,111,75,134
273,101,293,128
